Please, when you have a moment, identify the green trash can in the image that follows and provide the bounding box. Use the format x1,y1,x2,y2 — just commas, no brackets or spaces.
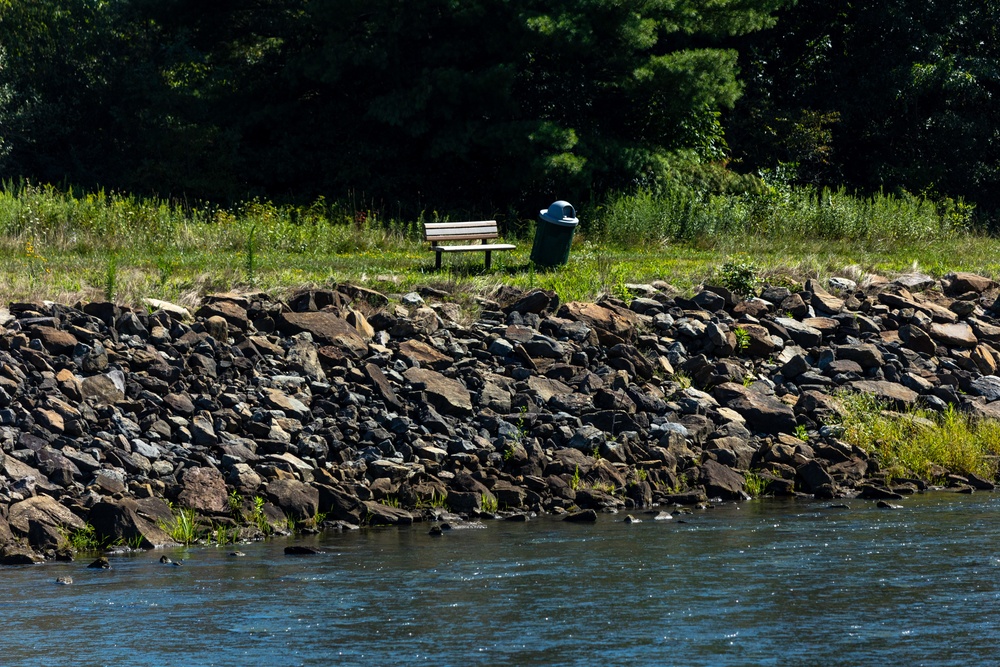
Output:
530,200,579,268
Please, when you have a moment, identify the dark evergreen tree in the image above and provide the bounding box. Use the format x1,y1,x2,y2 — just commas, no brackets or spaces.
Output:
0,0,783,212
732,0,1000,219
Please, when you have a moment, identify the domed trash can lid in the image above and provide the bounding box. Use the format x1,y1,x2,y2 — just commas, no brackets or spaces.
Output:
539,201,578,226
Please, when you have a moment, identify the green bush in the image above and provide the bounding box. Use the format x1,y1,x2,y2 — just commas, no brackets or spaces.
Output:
718,256,760,298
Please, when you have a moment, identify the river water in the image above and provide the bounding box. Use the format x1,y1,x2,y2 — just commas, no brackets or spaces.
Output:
2,493,998,666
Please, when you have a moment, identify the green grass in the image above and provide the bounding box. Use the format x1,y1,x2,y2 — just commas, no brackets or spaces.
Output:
160,506,203,545
249,495,272,535
835,392,1000,480
0,181,997,312
415,490,449,509
63,523,102,552
743,472,770,498
480,494,499,514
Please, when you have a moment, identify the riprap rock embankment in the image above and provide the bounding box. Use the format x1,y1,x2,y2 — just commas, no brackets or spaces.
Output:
0,271,998,562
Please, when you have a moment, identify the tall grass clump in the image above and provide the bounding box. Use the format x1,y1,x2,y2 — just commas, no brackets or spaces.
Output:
244,224,257,286
589,187,738,245
836,392,1000,480
160,506,203,545
588,181,968,249
104,254,118,301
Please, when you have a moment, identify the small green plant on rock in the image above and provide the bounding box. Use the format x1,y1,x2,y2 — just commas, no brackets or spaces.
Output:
588,481,618,496
227,489,243,517
250,495,272,535
794,424,809,441
161,505,202,545
515,404,529,440
64,523,101,552
212,525,240,546
417,490,449,509
718,255,760,298
733,327,751,353
116,533,145,550
480,494,499,513
744,472,769,498
674,372,692,390
570,465,582,491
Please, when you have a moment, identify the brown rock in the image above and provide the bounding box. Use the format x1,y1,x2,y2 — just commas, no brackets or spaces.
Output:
29,326,78,354
88,499,179,548
79,371,125,405
806,279,844,314
849,380,919,407
700,459,747,500
286,337,327,381
947,272,994,294
279,311,368,357
362,501,414,526
204,315,229,342
163,392,196,416
713,382,797,435
930,322,978,348
195,299,250,331
736,323,776,356
265,479,319,521
835,343,884,369
33,408,65,434
403,367,472,415
363,363,405,411
899,324,936,355
177,466,228,513
345,308,375,340
527,375,574,403
8,495,86,535
398,339,453,370
558,301,637,345
972,345,998,375
317,484,365,524
260,387,311,421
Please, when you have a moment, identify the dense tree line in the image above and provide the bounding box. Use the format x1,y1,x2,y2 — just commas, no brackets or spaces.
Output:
729,0,1000,219
0,1,997,221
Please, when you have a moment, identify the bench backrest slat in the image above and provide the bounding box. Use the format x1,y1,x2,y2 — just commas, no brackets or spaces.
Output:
425,220,499,242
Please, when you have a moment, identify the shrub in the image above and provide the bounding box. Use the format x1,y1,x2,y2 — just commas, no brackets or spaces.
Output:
718,256,760,298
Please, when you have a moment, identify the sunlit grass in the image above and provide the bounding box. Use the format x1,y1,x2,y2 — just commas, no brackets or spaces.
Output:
836,392,1000,480
1,181,999,309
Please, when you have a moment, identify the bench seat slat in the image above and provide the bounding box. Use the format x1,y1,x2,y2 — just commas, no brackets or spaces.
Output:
427,227,499,238
435,243,517,252
424,220,496,230
430,233,499,242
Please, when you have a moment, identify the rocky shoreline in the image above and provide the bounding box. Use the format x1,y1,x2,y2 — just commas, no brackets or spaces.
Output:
2,269,1000,564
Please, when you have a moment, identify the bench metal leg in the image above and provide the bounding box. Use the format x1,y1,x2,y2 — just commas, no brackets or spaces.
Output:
435,249,442,270
485,249,492,270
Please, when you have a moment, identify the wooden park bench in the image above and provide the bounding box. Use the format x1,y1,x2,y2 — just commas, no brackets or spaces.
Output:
424,220,516,270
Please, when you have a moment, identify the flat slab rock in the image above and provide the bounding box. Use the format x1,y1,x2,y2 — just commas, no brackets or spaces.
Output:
403,367,472,415
849,380,918,406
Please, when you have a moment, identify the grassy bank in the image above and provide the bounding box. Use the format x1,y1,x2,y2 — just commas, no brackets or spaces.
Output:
0,182,998,310
836,393,1000,481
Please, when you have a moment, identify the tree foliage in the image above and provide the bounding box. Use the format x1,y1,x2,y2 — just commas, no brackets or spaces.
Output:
7,0,1000,224
731,0,1000,218
0,0,781,212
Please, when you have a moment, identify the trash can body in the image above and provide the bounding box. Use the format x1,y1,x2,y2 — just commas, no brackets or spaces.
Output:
530,200,579,267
